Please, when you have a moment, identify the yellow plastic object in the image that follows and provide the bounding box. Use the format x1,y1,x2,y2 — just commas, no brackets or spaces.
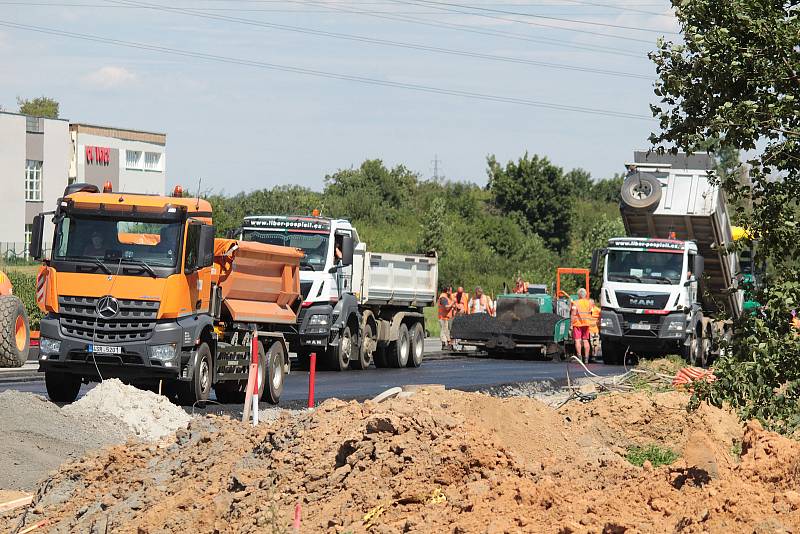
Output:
731,226,753,241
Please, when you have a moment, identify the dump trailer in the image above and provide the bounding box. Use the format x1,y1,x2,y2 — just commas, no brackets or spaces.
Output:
0,270,30,368
240,215,438,371
592,151,743,365
30,183,302,405
451,268,587,359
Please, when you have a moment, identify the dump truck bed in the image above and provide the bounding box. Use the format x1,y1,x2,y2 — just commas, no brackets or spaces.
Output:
353,250,437,308
213,239,303,325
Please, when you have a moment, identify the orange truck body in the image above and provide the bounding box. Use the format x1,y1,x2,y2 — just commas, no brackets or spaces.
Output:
32,185,302,404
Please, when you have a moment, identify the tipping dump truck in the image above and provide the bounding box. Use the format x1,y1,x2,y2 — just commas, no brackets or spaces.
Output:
592,151,743,366
0,271,30,368
29,183,302,404
239,215,438,371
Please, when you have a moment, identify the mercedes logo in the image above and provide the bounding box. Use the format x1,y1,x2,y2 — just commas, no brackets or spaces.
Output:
96,296,120,319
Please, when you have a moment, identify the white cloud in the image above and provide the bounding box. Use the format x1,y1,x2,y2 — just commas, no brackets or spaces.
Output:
83,66,138,89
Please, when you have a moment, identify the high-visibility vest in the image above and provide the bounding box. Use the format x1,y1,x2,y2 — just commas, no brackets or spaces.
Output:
513,282,528,294
469,295,490,314
589,306,601,334
572,298,593,327
454,293,469,314
438,293,453,320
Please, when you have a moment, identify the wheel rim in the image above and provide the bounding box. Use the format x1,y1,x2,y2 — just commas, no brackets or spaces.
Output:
630,179,652,200
257,358,264,392
199,358,210,392
362,327,374,364
271,354,282,390
14,316,25,351
413,329,423,361
400,334,409,363
341,331,351,365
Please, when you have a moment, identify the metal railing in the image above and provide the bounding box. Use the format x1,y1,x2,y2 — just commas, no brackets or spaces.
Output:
0,242,51,264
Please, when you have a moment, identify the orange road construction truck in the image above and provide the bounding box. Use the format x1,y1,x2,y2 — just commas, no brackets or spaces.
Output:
29,182,302,405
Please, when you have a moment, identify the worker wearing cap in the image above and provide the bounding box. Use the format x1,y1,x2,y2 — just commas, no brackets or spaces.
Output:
454,286,469,316
437,286,455,350
589,298,601,361
571,288,593,364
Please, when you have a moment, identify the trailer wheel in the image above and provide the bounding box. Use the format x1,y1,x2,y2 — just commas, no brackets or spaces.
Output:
327,325,352,372
408,322,424,367
620,172,662,213
264,340,285,404
0,295,29,368
179,342,213,406
45,371,81,403
352,322,374,370
388,323,410,368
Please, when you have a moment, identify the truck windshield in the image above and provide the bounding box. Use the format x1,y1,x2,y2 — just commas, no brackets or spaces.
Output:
607,250,683,285
53,215,182,269
242,229,329,271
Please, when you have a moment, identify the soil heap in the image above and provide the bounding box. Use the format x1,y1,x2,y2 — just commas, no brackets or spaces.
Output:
4,388,800,533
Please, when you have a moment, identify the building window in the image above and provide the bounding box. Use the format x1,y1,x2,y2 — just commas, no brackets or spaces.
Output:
126,150,142,170
25,160,42,201
25,116,44,133
144,152,162,171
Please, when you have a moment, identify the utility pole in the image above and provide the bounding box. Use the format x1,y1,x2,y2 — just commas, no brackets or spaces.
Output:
431,154,442,181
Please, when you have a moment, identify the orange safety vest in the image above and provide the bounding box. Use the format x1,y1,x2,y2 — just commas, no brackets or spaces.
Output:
589,306,601,334
438,293,453,320
454,292,469,315
513,282,529,294
572,298,593,328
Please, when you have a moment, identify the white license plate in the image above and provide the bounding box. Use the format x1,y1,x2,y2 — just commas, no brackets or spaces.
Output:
88,344,122,354
630,323,651,331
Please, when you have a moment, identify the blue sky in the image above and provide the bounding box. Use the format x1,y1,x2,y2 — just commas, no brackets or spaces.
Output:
0,0,678,192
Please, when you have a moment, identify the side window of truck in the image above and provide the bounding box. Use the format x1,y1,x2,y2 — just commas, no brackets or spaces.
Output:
185,224,199,271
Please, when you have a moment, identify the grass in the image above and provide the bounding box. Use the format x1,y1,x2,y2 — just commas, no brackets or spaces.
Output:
0,263,41,276
424,306,440,338
625,444,679,468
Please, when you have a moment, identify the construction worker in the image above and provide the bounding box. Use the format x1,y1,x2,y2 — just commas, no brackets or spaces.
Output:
571,288,593,364
438,286,455,350
513,276,529,294
589,298,601,361
453,286,469,316
469,286,492,315
792,309,800,331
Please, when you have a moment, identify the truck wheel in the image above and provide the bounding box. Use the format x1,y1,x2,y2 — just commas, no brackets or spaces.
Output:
388,324,410,368
601,340,624,365
264,340,285,404
352,322,374,370
0,296,29,368
45,371,81,403
408,322,424,367
179,342,213,406
374,343,389,368
620,172,662,213
214,342,266,404
327,325,352,372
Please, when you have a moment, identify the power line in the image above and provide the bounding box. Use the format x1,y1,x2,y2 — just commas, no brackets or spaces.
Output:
558,0,672,17
103,0,653,79
0,19,654,120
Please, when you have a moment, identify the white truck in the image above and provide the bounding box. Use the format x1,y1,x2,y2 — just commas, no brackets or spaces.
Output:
591,151,743,366
239,215,438,370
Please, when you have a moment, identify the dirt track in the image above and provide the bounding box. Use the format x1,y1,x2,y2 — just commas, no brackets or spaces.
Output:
4,386,800,533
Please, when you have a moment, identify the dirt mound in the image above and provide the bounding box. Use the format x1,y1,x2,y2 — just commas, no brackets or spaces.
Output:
63,378,191,441
5,389,800,533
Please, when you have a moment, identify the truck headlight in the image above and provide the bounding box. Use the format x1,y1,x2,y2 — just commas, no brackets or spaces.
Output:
665,318,686,332
150,344,177,361
600,317,614,329
40,337,61,355
308,314,329,326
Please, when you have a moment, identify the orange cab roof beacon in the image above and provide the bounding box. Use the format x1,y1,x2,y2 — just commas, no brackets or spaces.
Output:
173,185,183,197
103,180,112,193
312,209,320,217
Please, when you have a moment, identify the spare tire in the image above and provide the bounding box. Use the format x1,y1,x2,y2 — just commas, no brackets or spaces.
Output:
620,172,662,213
0,295,29,368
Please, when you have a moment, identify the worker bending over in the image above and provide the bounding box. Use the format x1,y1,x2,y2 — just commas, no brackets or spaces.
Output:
571,288,593,364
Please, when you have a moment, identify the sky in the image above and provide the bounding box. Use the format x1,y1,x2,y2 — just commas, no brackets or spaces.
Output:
0,0,679,193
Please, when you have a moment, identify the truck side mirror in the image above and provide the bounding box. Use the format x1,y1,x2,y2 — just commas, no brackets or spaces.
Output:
341,235,354,266
29,214,44,261
591,248,606,276
693,255,705,281
198,225,216,269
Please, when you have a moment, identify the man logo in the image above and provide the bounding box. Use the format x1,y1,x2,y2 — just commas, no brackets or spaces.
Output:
96,296,120,319
631,298,656,307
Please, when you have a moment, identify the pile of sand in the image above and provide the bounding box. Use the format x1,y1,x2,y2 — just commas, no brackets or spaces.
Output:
5,388,800,533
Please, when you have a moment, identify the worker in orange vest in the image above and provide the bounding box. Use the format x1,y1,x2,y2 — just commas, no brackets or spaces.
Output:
513,276,529,294
469,286,492,315
437,286,455,350
453,286,469,316
571,288,593,364
589,298,601,361
792,310,800,332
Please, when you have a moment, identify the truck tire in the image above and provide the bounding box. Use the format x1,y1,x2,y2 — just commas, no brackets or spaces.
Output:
352,322,374,370
602,340,624,365
408,322,424,367
374,344,389,368
388,323,411,368
178,342,213,406
214,342,266,404
621,172,662,213
264,340,285,404
45,371,81,403
0,296,29,368
327,325,353,372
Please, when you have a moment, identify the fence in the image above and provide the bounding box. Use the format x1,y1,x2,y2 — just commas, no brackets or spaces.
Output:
0,242,52,264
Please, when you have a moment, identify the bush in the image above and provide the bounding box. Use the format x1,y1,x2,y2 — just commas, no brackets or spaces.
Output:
625,444,679,468
6,270,41,330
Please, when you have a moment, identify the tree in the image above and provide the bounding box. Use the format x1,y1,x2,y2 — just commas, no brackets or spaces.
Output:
650,0,800,433
565,168,593,200
17,96,59,118
591,174,624,204
487,153,573,252
419,197,446,255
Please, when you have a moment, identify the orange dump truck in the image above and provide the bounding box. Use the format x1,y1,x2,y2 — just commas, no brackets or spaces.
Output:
29,183,301,405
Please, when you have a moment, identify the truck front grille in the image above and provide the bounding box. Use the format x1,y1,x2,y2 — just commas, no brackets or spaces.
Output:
620,313,662,337
58,296,160,343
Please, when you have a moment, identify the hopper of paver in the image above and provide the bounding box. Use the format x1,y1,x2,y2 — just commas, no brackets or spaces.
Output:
213,239,303,324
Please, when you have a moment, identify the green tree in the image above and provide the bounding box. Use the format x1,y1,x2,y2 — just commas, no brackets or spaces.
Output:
565,168,593,200
419,197,446,255
650,0,800,433
591,174,624,204
17,96,59,118
487,153,574,252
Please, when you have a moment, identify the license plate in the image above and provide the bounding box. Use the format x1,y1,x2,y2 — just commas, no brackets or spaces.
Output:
88,344,122,354
630,323,651,331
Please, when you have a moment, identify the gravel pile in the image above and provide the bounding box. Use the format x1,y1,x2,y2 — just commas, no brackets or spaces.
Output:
63,379,191,441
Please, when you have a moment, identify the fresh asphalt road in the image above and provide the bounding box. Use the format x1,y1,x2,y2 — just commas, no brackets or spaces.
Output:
1,339,624,408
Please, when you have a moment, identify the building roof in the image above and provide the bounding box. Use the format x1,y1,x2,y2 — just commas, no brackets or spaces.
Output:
70,123,166,145
0,110,68,122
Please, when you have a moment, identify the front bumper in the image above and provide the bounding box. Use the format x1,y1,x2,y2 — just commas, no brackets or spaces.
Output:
599,309,689,353
296,304,333,349
37,315,192,382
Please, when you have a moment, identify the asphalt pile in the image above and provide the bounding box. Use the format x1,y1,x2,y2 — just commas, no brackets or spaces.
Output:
5,388,800,533
451,312,562,340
